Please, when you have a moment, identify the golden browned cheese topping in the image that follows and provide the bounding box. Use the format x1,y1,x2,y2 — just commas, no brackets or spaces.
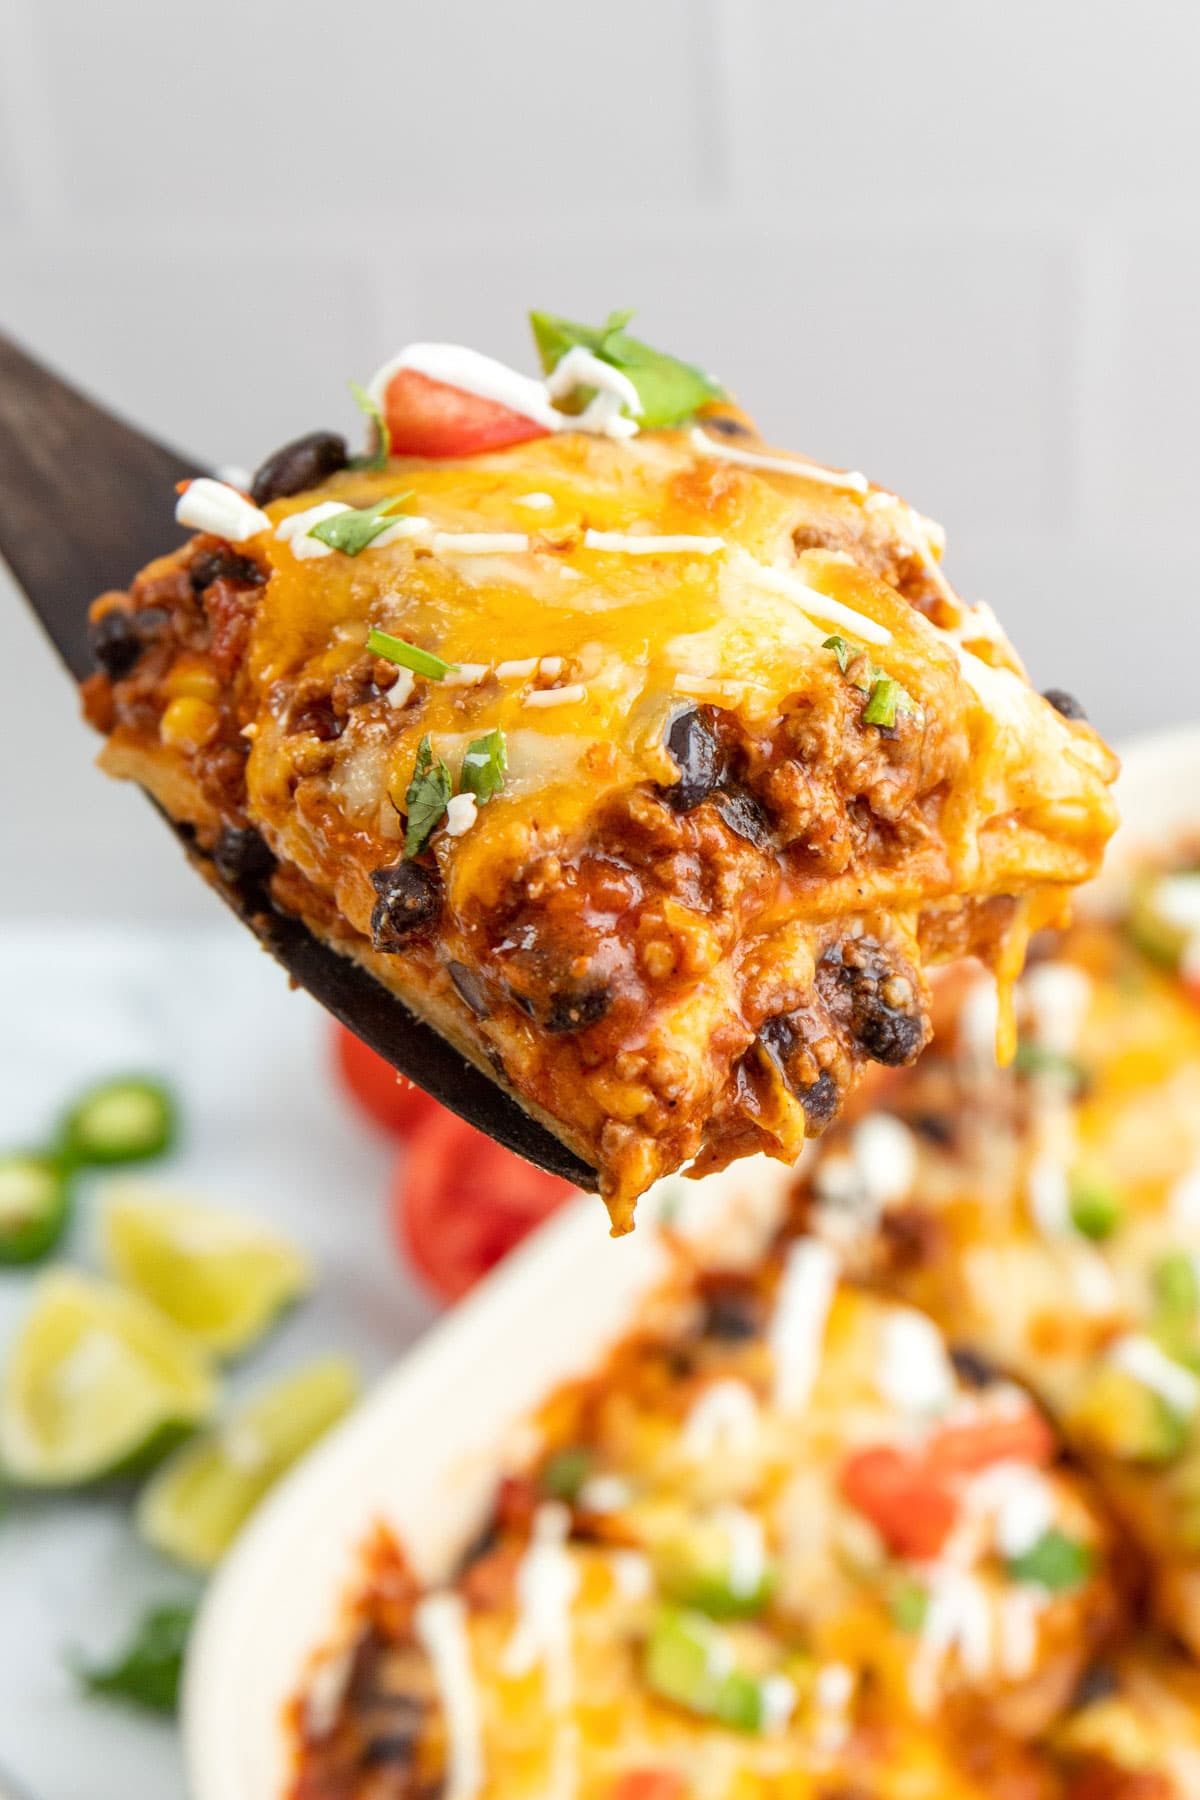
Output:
85,415,1119,1229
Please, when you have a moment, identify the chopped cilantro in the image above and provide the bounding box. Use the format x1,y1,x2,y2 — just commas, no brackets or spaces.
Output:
310,493,413,557
1012,1040,1089,1087
1007,1529,1093,1593
1068,1173,1125,1242
1154,1251,1200,1320
529,308,725,430
349,380,392,472
890,1581,930,1634
862,675,901,728
367,628,456,681
69,1601,196,1715
541,1446,592,1502
459,729,508,807
403,735,453,859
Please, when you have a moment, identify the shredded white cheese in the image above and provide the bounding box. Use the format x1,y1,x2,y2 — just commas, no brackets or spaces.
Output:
275,500,351,561
690,426,869,495
681,1378,761,1461
769,1238,839,1412
386,669,416,709
539,656,564,678
500,1504,579,1709
414,1594,484,1800
514,491,556,510
524,683,587,709
432,531,530,556
609,1549,653,1601
444,793,478,838
759,1673,799,1735
495,657,540,680
712,1505,768,1599
576,1475,633,1514
1110,1334,1200,1416
963,1462,1056,1559
1026,1154,1072,1238
176,478,270,543
1021,962,1092,1059
583,529,724,556
441,663,489,689
877,1307,956,1416
995,1587,1042,1681
850,1114,918,1210
741,556,892,646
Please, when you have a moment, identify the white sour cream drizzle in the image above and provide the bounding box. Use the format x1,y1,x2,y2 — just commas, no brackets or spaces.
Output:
414,1593,484,1800
583,530,724,555
739,555,892,646
910,1568,994,1710
962,1461,1056,1559
689,426,869,495
769,1238,839,1412
177,478,270,542
367,343,636,441
500,1502,579,1709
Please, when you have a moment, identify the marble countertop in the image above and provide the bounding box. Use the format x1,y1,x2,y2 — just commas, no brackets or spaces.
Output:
0,918,438,1800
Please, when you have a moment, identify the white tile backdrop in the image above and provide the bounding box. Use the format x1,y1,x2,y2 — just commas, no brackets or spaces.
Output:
2,0,1197,919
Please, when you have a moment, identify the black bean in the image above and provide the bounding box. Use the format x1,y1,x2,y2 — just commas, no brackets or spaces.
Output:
659,706,723,812
799,1068,839,1130
360,1730,420,1769
713,786,772,848
700,1278,764,1341
89,604,172,678
190,546,265,592
370,862,441,948
89,609,142,679
817,939,927,1067
1071,1662,1120,1708
250,430,348,506
544,984,612,1034
912,1110,956,1147
949,1346,998,1389
699,412,754,440
1042,687,1088,722
447,960,491,1018
213,824,276,887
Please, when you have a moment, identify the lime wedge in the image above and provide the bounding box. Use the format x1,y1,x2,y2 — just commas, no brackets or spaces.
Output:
0,1270,216,1487
102,1186,313,1358
136,1356,359,1569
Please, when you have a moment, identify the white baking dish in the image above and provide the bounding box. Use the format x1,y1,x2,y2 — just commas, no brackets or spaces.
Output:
183,724,1200,1800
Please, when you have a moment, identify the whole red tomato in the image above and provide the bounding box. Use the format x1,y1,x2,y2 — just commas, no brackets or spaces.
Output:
392,1108,573,1302
331,1024,442,1137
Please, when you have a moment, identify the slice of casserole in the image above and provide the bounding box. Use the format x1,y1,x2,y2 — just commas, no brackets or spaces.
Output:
82,312,1119,1229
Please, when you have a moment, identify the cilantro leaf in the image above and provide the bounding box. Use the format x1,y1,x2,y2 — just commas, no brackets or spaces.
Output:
890,1581,929,1634
1012,1039,1089,1087
367,627,456,681
459,729,508,806
823,634,853,674
529,308,725,430
541,1445,593,1502
69,1601,196,1715
349,380,392,472
1007,1529,1093,1593
309,493,413,557
403,734,452,859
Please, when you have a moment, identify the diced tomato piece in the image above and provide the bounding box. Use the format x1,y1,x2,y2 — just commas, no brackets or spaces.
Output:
392,1109,573,1302
923,1407,1056,1477
382,368,551,458
494,1473,540,1535
840,1445,959,1560
609,1773,688,1800
331,1024,443,1138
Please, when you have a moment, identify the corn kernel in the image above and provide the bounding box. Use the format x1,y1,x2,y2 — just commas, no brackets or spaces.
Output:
165,659,221,702
160,696,220,751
